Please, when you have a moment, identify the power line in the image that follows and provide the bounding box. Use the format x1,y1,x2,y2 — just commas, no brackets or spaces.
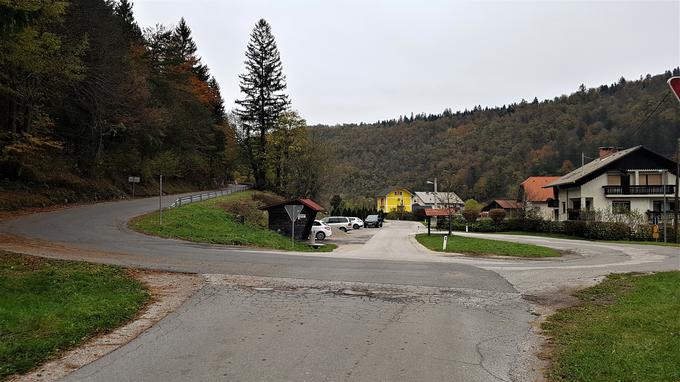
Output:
632,90,671,135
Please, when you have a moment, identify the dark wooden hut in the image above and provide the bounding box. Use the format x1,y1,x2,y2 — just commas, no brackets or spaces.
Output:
260,199,325,240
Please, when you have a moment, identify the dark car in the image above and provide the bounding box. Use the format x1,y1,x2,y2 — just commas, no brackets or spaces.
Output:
364,214,382,228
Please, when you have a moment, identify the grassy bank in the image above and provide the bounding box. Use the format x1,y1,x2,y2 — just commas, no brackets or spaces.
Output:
415,233,560,257
484,230,680,248
0,252,149,379
129,191,334,252
542,272,680,382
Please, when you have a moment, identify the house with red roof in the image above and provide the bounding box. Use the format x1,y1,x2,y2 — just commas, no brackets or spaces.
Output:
519,176,561,220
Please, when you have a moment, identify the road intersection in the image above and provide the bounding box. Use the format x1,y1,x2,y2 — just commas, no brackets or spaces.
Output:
1,191,677,381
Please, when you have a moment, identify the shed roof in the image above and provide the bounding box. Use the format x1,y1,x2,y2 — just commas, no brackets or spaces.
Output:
260,198,325,212
520,176,559,202
487,199,522,210
424,208,459,217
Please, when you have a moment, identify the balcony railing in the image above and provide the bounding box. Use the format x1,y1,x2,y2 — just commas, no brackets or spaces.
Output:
603,185,675,195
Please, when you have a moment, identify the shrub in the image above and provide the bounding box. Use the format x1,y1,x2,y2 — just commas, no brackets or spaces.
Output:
489,209,506,225
462,210,479,223
583,221,630,241
630,224,653,241
475,217,500,232
563,220,587,237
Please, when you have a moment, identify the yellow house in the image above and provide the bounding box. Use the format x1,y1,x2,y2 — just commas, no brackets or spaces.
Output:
376,188,413,212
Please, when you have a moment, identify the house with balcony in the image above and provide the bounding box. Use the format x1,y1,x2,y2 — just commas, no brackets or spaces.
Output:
545,146,677,222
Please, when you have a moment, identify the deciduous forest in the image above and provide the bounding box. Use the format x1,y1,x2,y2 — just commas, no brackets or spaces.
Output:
1,0,239,209
313,70,680,204
1,1,678,211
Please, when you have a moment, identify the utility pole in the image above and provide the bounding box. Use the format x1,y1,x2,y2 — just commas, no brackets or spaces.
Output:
675,137,679,242
159,174,163,225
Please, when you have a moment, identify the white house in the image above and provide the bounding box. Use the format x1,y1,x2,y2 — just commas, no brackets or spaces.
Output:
412,191,464,210
545,146,677,222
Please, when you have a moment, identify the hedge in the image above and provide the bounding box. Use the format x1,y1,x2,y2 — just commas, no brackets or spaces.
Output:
433,215,659,242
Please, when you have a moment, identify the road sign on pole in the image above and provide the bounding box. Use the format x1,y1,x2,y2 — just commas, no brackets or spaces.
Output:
668,76,680,102
128,176,140,199
284,205,304,246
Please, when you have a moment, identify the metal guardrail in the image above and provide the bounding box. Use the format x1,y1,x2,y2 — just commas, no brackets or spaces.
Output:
169,184,249,208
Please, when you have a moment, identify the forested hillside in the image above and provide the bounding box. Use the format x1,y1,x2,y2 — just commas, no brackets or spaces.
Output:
312,70,680,203
1,0,240,209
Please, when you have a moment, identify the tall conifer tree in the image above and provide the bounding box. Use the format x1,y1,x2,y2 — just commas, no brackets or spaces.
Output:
235,18,289,189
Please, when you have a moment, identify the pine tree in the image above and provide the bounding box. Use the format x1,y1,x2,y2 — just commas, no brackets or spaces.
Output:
115,0,142,40
235,18,290,189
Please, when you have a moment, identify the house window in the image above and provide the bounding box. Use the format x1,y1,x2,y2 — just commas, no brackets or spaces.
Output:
562,202,566,213
607,174,621,185
612,201,631,214
640,174,662,186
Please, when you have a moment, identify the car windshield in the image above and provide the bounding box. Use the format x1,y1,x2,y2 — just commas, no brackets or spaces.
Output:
366,215,378,220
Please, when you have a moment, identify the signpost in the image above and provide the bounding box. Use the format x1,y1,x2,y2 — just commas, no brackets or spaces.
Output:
128,176,140,199
667,77,680,242
284,205,304,247
159,175,163,225
443,235,448,250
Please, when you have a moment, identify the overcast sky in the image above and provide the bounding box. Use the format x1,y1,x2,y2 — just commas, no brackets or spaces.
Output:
133,0,679,125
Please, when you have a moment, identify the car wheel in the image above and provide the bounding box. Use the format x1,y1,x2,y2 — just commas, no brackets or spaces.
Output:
315,231,326,240
353,224,360,230
339,227,347,232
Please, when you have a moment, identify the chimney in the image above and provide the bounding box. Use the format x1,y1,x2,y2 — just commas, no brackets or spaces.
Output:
598,146,618,159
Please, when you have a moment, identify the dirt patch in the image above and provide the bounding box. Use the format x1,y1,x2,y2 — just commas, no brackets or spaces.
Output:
7,269,204,382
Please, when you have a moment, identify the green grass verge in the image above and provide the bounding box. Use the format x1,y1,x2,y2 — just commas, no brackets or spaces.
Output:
542,272,680,382
489,231,680,247
415,233,560,257
129,191,335,252
0,252,149,379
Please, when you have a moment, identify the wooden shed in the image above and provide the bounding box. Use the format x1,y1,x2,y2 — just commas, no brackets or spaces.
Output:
260,199,325,241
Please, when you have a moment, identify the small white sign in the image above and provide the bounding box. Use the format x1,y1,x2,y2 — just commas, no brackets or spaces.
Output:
128,176,140,183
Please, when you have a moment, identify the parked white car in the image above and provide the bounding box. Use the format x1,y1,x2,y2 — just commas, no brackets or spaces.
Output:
321,216,354,232
349,217,364,230
311,220,333,240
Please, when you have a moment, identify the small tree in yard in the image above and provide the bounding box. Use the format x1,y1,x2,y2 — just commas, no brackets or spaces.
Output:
463,198,481,223
489,208,506,225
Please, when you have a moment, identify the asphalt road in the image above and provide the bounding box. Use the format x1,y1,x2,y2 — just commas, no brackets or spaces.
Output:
62,279,534,382
1,189,678,381
0,191,513,292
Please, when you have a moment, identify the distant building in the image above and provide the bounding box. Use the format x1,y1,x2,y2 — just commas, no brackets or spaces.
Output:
376,187,413,213
545,146,677,222
481,199,523,215
518,176,560,220
412,191,464,210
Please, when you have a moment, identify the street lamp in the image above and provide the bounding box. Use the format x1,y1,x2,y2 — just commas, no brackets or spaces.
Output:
426,178,438,209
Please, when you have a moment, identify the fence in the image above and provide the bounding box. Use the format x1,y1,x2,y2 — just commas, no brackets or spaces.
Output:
169,184,249,208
